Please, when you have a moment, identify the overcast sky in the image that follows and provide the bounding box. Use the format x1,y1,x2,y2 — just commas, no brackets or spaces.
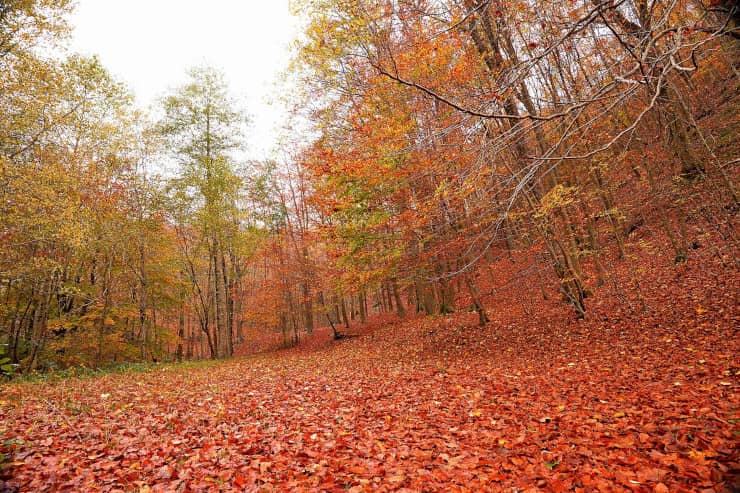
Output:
68,1,300,160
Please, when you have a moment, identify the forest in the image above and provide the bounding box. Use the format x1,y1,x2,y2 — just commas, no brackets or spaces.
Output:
1,0,738,491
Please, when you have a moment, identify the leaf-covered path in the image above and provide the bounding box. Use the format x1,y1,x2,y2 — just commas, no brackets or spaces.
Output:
2,254,738,492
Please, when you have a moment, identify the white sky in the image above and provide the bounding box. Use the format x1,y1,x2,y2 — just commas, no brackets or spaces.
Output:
68,1,300,161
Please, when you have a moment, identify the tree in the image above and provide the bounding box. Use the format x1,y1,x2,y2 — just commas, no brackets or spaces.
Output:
159,66,250,359
290,0,738,319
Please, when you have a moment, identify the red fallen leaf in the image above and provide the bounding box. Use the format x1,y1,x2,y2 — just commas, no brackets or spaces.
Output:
622,455,639,465
234,472,249,487
411,449,434,461
387,473,406,482
549,479,567,492
654,483,669,493
510,456,525,467
348,465,368,475
637,467,669,483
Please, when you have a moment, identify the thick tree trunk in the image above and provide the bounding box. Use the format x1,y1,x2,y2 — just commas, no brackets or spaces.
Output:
391,278,406,318
340,297,350,329
465,276,490,326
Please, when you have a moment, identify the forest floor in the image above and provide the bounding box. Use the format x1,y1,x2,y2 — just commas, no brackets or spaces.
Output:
1,242,738,492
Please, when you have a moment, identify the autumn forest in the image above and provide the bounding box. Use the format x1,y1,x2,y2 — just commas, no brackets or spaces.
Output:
1,0,738,491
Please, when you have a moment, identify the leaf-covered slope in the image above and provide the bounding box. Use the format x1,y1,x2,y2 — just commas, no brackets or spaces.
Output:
1,251,738,492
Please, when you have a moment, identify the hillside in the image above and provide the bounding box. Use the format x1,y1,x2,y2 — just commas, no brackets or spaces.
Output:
2,241,737,492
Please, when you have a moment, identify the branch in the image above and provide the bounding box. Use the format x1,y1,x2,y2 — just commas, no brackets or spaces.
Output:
370,61,620,122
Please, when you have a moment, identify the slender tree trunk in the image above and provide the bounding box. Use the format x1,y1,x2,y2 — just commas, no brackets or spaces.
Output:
95,256,113,368
358,291,367,324
220,249,233,357
138,237,148,361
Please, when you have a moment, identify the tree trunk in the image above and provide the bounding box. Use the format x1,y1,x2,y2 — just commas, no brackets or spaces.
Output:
358,291,367,324
340,297,350,329
465,276,490,326
391,278,406,318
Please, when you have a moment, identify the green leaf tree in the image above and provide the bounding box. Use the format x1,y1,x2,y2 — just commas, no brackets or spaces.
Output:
159,66,250,359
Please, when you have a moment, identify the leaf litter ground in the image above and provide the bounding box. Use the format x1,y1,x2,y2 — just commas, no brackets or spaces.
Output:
1,248,738,492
